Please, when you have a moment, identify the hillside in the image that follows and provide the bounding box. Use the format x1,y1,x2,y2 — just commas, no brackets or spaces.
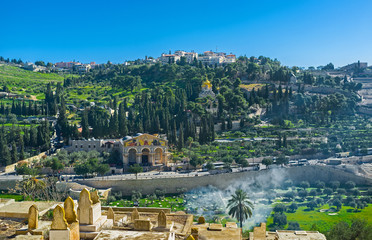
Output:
0,64,73,99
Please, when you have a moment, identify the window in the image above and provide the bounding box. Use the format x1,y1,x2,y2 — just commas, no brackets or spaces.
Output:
75,145,77,148
81,145,83,148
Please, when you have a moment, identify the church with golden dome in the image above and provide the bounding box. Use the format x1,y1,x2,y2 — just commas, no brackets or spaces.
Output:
199,77,216,98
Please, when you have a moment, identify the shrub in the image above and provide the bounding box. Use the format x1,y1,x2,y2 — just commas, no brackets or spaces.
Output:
273,213,287,227
287,221,301,230
273,203,287,213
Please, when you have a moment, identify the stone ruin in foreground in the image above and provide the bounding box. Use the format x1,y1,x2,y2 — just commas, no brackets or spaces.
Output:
2,188,243,240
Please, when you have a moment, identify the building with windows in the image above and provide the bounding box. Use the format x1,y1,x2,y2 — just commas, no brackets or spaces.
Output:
159,50,198,64
122,133,170,165
68,133,170,168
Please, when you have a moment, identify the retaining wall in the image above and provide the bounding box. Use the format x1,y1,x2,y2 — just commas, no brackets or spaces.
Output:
76,166,372,196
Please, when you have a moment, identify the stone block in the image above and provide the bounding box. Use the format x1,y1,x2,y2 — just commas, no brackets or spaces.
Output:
131,208,139,222
51,205,68,230
28,205,38,230
225,222,238,228
208,223,223,231
49,229,70,240
134,219,152,231
15,235,44,240
64,197,78,224
158,210,166,228
107,207,114,220
197,216,205,224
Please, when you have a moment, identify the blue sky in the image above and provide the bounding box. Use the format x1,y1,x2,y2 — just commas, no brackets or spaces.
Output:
1,0,371,67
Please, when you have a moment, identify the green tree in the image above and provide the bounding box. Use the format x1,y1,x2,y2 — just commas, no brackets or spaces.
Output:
327,219,372,240
273,212,287,227
307,200,317,210
11,141,18,164
262,158,273,169
97,164,110,179
129,164,143,179
51,158,64,174
273,203,286,213
288,202,298,213
333,199,342,211
227,189,254,228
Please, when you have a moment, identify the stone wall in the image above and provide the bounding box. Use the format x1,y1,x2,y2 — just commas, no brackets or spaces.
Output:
0,152,47,173
76,166,372,196
2,165,371,194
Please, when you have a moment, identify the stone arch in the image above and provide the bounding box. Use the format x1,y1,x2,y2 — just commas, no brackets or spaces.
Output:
141,148,150,166
128,148,137,164
154,148,163,164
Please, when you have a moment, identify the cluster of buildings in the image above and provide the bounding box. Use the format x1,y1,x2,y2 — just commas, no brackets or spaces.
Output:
68,133,171,168
21,61,98,73
159,50,236,66
55,61,98,73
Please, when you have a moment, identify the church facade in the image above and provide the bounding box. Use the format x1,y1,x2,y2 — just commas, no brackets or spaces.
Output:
122,134,170,166
68,133,170,167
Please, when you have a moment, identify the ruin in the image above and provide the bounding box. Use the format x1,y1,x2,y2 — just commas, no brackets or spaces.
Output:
0,189,244,240
249,222,327,240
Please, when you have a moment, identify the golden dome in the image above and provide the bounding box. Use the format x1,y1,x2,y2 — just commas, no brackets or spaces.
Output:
202,78,212,89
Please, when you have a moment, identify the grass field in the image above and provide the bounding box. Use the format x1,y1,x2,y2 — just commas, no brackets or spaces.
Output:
108,197,185,212
266,203,372,233
0,65,75,98
0,193,24,201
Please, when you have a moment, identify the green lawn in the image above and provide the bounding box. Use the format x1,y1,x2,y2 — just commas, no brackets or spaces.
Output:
0,193,24,201
107,197,185,212
267,204,372,233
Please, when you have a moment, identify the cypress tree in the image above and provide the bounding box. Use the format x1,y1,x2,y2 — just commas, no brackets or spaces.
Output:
118,103,128,136
177,123,184,151
19,136,25,160
11,141,17,164
81,111,90,139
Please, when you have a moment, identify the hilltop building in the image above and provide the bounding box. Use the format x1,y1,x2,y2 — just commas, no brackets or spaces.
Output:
159,50,198,64
159,50,236,66
68,133,171,167
340,61,368,71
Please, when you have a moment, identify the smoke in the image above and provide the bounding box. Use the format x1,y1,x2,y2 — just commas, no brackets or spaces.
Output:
184,168,288,230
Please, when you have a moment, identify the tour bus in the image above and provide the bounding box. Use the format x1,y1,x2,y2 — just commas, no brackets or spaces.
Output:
288,160,298,166
298,159,308,166
202,161,225,171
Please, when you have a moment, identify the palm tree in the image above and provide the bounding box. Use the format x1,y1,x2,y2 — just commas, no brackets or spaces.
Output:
227,189,254,228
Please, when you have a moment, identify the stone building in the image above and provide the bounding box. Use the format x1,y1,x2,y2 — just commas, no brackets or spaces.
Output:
122,133,170,166
68,133,170,168
249,223,326,240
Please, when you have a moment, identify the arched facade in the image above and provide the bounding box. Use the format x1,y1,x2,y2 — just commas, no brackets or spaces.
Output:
122,134,170,166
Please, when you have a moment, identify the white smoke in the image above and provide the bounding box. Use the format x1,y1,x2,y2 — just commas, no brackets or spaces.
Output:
184,168,288,230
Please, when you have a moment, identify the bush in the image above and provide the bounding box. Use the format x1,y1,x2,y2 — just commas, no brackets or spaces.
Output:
284,191,296,200
345,181,356,189
288,202,298,213
273,203,287,213
300,181,310,189
273,213,287,227
287,221,301,230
